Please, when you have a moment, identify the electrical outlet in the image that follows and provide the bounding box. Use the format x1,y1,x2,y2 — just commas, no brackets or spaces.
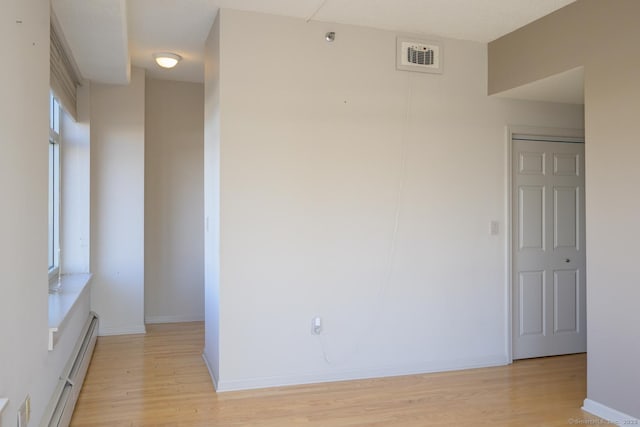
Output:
312,316,322,335
17,395,30,427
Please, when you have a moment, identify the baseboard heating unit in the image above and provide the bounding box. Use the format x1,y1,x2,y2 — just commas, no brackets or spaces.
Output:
42,312,99,427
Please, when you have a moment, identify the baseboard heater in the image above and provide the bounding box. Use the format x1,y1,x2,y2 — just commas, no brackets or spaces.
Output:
42,312,99,427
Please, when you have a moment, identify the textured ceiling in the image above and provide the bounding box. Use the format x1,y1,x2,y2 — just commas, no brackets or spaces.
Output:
53,0,577,88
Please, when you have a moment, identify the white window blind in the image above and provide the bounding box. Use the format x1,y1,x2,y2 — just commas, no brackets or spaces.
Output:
50,21,80,120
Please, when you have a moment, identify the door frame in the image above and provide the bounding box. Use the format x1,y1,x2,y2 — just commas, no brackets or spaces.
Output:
505,125,586,363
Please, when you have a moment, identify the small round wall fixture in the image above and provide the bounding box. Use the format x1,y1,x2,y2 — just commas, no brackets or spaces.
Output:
325,32,335,42
153,52,182,69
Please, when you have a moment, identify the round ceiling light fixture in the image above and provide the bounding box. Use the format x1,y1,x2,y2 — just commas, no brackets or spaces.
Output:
153,52,182,69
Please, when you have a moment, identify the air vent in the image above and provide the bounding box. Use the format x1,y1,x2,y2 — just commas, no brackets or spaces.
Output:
396,37,442,74
408,46,434,65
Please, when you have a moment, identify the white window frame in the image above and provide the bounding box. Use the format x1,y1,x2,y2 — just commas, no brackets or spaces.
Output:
49,94,61,282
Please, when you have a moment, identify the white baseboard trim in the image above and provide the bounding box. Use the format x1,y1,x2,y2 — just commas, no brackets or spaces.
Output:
98,325,146,336
582,399,640,424
145,314,204,324
215,354,509,392
202,352,220,391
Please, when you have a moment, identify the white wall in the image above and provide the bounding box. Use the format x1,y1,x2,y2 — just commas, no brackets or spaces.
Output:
61,84,91,274
0,2,92,424
583,8,640,420
205,9,584,391
145,78,204,323
0,1,50,423
203,12,222,384
90,68,146,336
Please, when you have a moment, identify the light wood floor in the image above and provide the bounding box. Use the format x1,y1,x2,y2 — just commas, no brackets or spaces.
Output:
71,322,600,426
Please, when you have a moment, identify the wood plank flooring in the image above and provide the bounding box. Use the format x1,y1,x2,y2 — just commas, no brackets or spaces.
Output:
71,322,600,426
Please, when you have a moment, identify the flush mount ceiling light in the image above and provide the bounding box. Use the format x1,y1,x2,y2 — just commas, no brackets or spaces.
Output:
153,52,182,69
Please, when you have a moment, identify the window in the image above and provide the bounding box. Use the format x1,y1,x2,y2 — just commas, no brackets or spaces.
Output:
49,94,61,280
46,87,91,348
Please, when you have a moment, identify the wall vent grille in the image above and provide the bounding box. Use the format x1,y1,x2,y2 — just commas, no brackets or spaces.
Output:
408,46,434,66
396,37,442,74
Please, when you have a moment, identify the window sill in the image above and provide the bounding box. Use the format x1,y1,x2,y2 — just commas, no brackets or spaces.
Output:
48,273,92,351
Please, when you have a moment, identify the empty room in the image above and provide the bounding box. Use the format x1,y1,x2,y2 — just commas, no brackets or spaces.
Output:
1,0,639,426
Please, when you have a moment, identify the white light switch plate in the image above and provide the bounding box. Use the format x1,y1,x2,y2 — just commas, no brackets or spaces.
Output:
490,221,499,236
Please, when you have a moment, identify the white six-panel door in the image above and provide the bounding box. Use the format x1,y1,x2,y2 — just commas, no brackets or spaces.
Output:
512,137,586,359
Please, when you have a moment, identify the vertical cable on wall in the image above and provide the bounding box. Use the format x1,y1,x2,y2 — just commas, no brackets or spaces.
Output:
306,0,329,22
317,72,415,365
